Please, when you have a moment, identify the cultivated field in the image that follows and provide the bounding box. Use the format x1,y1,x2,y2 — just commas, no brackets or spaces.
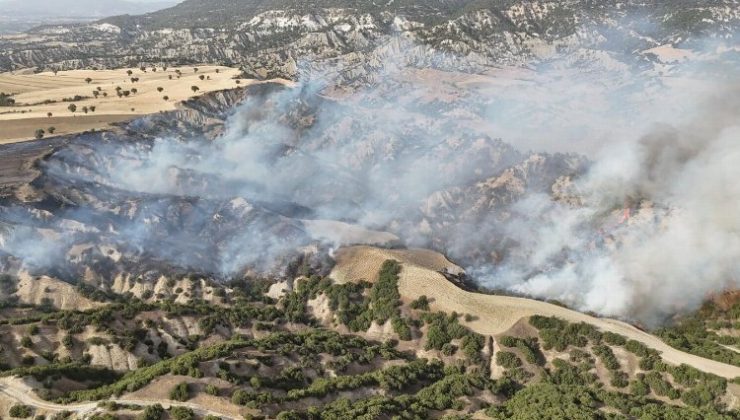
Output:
0,66,244,143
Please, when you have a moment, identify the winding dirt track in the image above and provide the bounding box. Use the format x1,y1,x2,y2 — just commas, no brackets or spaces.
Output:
0,377,240,419
332,246,740,380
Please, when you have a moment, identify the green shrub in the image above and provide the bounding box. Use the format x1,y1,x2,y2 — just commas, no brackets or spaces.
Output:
602,332,627,346
138,404,164,420
410,295,430,311
205,384,219,396
169,382,189,401
9,405,33,418
592,345,620,371
496,351,522,369
169,406,194,420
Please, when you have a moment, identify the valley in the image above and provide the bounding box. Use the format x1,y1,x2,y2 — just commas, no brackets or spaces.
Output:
0,1,739,419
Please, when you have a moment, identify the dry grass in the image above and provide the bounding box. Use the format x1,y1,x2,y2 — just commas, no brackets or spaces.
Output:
0,65,245,143
330,245,464,284
14,270,101,311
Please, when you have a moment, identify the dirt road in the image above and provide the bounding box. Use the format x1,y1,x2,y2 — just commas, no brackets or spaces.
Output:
0,377,240,419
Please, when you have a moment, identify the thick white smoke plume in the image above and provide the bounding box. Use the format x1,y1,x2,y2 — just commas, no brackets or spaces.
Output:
2,37,739,325
476,89,740,325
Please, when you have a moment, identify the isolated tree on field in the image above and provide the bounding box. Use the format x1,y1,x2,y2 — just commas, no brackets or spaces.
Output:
103,92,108,97
67,104,77,113
82,106,89,114
131,88,138,94
152,67,157,72
215,69,220,73
48,127,56,134
199,75,205,81
235,80,241,84
163,66,168,71
191,86,199,93
85,77,92,84
163,95,169,101
193,67,199,73
175,69,182,75
93,91,99,98
47,112,53,118
35,129,45,139
115,86,122,92
140,66,146,72
123,91,131,97
127,70,133,76
96,86,102,91
157,87,164,93
89,106,96,112
168,75,173,80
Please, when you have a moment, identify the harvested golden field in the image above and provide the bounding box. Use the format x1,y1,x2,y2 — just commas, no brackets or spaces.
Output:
0,66,244,143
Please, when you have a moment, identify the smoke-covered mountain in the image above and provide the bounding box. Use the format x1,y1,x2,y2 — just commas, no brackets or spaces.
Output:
1,0,738,76
1,1,740,326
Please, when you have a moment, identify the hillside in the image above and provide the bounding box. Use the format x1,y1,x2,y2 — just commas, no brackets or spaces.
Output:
0,250,737,419
1,0,738,78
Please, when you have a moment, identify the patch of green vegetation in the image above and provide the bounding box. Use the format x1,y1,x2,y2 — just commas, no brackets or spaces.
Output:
169,406,194,420
410,295,430,311
9,404,33,418
137,404,164,420
283,260,413,340
496,351,522,369
529,315,596,351
422,311,485,363
498,336,543,365
57,339,250,403
487,382,736,420
656,301,740,367
546,358,597,387
169,382,190,401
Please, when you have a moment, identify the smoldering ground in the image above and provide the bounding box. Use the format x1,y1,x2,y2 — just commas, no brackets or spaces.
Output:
1,38,739,324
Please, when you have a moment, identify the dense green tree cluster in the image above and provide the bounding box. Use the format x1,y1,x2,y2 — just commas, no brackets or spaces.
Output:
498,336,543,365
282,261,413,340
529,316,598,351
496,351,522,369
546,358,597,387
422,311,484,364
657,300,740,367
487,382,738,420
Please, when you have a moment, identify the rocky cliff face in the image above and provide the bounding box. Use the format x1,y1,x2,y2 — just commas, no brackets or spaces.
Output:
1,1,738,77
